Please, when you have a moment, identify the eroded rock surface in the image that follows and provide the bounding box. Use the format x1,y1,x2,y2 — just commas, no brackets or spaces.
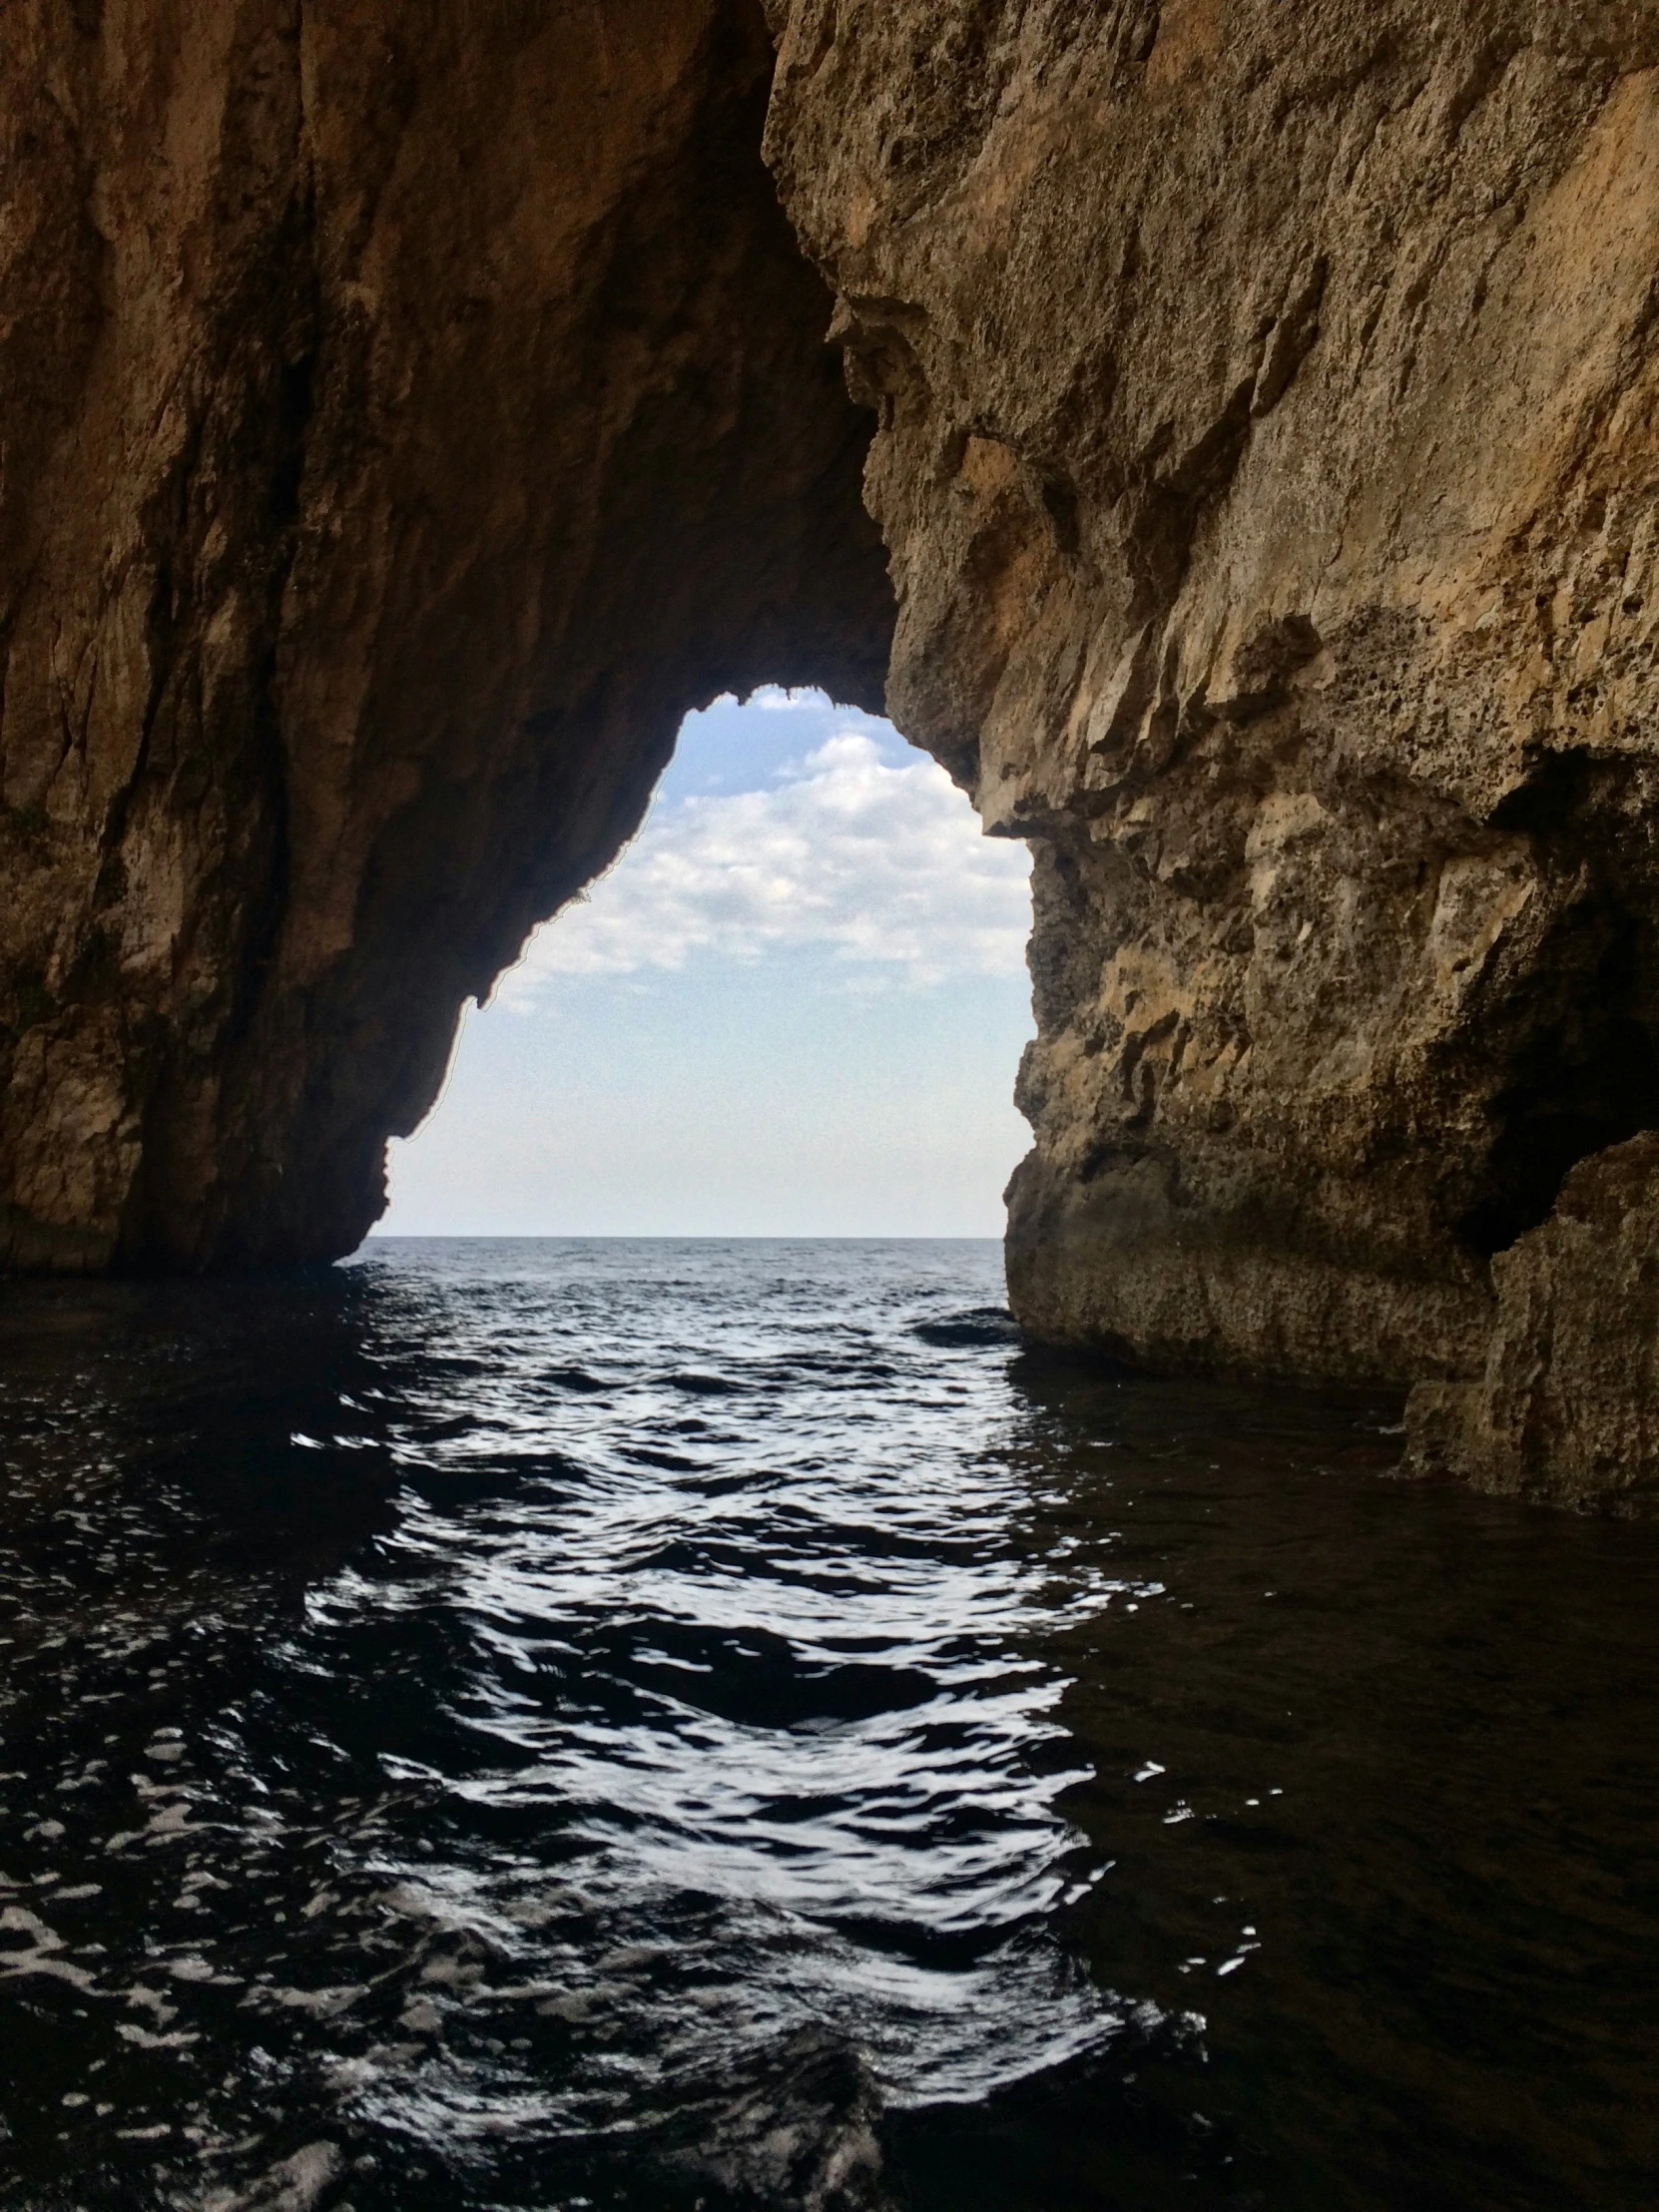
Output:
6,2,1659,1500
1406,1133,1659,1509
0,0,889,1269
765,0,1659,1465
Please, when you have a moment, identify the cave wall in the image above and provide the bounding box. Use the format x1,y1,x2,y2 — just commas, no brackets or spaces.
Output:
0,0,890,1270
7,1,1659,1501
763,0,1659,1499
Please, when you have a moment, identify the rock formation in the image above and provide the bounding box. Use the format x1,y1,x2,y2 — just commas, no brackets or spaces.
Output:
0,0,889,1270
5,1,1659,1503
764,0,1659,1505
1408,1133,1659,1508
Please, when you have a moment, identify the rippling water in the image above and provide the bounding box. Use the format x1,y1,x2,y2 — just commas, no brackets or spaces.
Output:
0,1239,1656,2211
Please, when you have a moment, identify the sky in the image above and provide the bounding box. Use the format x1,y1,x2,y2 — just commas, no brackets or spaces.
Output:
379,690,1036,1238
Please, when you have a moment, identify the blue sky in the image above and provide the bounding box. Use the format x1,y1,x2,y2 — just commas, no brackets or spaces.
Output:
379,692,1035,1237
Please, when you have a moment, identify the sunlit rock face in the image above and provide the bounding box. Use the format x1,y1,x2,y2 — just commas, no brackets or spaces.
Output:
8,1,1659,1501
0,0,889,1269
764,0,1659,1494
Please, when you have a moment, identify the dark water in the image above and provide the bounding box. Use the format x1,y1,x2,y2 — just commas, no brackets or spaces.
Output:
0,1239,1655,2212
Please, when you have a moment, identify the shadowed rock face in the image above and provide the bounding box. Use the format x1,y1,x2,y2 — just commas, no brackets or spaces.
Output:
0,0,890,1270
6,1,1659,1499
1406,1133,1659,1511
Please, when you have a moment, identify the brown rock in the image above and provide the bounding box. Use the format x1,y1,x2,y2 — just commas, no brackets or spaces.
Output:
1405,1133,1659,1507
766,0,1659,1448
0,0,889,1269
7,2,1659,1503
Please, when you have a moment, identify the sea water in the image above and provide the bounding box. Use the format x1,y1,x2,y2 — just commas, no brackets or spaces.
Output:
0,1239,1655,2209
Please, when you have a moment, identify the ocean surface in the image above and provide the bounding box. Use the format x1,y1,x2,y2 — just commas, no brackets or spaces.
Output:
0,1237,1654,2211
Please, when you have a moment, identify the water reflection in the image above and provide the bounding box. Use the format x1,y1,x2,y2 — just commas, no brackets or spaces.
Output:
0,1245,1143,2209
0,1242,1656,2211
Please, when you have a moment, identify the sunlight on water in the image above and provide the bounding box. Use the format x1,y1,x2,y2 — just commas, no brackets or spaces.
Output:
1,1240,1656,2211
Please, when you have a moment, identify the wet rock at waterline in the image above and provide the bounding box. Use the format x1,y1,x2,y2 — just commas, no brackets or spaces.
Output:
6,3,1659,1501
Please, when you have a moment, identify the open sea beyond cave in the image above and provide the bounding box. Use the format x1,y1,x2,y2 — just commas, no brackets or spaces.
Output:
0,1240,1655,2212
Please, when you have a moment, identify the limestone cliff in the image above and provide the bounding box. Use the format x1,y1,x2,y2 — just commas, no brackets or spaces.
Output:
6,1,1659,1504
0,0,889,1269
764,0,1659,1504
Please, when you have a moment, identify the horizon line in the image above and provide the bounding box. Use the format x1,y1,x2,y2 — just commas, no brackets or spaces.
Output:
362,1231,1003,1243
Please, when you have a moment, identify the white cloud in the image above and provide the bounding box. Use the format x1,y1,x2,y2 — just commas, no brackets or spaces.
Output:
495,729,1032,1008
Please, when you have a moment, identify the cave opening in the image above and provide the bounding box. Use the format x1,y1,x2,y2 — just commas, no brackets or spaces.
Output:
377,690,1034,1243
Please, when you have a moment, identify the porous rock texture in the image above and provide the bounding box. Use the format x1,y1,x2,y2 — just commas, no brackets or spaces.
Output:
764,0,1659,1502
8,1,1659,1503
1407,1134,1659,1509
0,0,889,1269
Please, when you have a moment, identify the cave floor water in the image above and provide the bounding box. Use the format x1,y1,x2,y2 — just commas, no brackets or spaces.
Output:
0,1238,1655,2212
